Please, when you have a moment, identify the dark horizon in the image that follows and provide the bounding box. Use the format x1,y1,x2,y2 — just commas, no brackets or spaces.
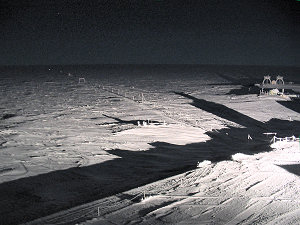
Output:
1,0,299,66
1,63,300,68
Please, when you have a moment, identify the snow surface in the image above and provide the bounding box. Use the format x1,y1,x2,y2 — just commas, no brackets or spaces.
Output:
29,142,300,225
0,65,299,224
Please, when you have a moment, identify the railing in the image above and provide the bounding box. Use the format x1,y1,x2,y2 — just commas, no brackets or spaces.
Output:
271,135,299,143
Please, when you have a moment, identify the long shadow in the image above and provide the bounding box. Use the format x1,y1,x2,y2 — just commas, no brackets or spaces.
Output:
276,98,300,114
1,95,300,224
174,92,300,137
279,164,300,177
174,92,265,130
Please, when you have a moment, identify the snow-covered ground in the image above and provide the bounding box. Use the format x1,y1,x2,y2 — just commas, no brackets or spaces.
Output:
0,65,299,224
30,141,300,225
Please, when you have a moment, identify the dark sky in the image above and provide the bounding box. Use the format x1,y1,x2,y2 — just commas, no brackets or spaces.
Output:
0,0,299,66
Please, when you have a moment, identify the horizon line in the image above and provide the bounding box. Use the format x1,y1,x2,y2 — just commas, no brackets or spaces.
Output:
0,63,299,68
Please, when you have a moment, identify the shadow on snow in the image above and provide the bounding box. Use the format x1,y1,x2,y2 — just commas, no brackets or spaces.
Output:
276,98,300,114
0,93,299,225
